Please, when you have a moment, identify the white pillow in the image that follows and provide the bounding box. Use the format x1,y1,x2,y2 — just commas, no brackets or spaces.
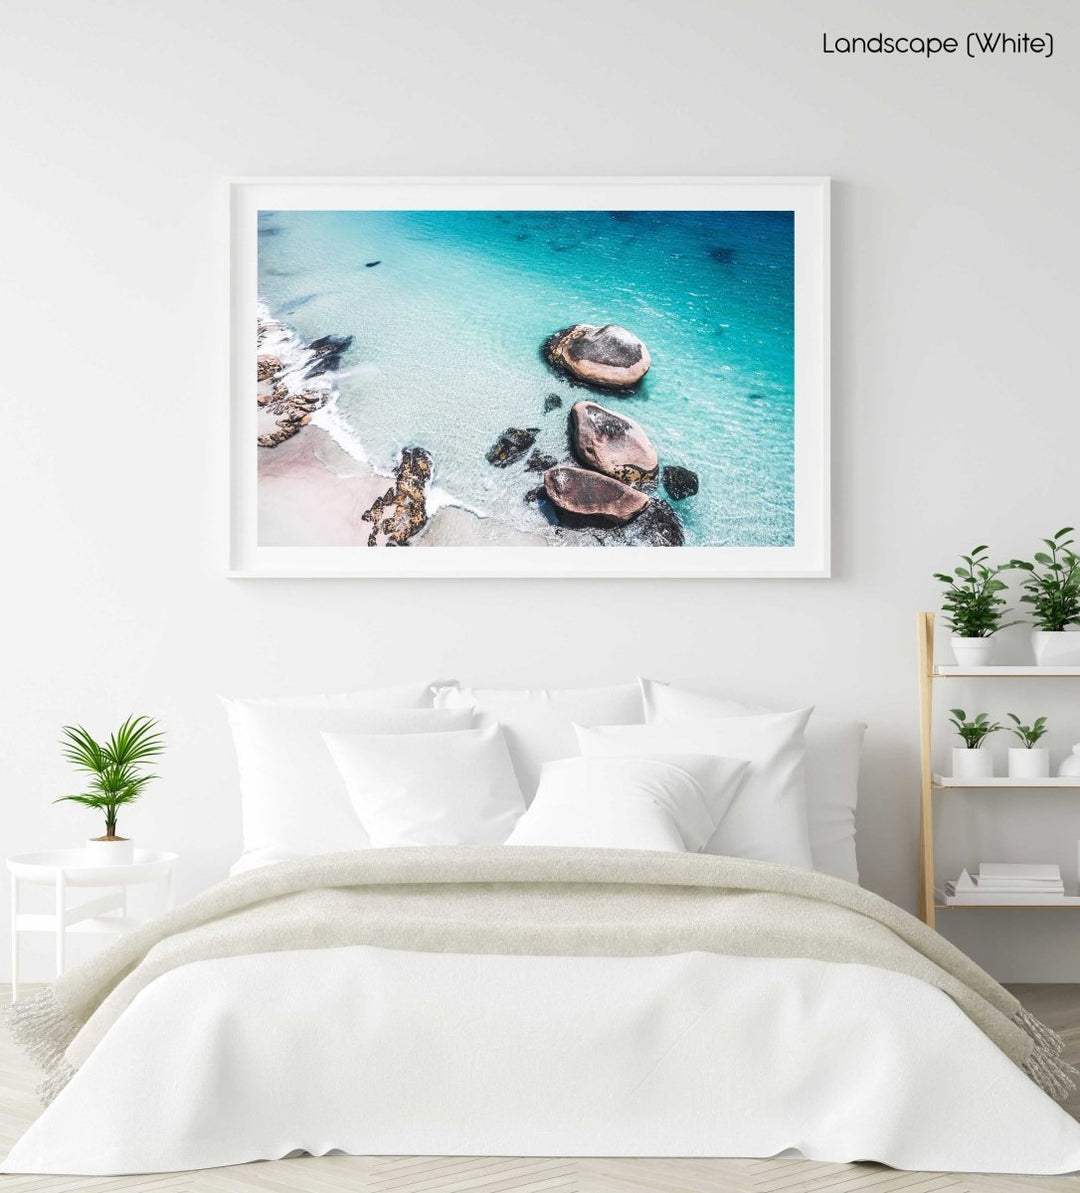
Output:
238,681,443,710
639,678,865,883
222,699,473,856
433,683,644,800
505,754,749,852
575,708,813,869
324,723,526,847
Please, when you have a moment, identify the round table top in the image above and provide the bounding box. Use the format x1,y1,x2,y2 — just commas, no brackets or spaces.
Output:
7,849,177,885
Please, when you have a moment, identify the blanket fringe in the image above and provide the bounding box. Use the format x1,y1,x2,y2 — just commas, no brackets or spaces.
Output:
3,987,80,1106
1014,1006,1077,1101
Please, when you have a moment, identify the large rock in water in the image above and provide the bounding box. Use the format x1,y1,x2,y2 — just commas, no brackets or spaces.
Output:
361,447,432,546
571,400,658,484
486,427,540,468
543,324,651,391
661,464,699,501
625,499,685,546
543,466,649,528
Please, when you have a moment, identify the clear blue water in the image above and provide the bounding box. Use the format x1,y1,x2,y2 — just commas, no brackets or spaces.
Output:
258,208,794,546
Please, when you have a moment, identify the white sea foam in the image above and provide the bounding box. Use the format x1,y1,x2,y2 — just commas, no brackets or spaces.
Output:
271,308,483,519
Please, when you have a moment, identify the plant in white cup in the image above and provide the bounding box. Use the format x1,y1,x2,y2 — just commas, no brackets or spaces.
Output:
934,546,1017,667
948,709,1001,780
1009,528,1080,666
54,715,165,865
1005,714,1050,779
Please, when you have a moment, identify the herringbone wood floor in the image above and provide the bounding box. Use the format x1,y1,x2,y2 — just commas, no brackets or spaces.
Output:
1,984,1077,1193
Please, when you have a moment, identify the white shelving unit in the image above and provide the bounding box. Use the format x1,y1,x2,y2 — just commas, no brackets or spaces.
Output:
918,612,1080,927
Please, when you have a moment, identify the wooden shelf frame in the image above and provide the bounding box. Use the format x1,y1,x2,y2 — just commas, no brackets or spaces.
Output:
917,611,1080,929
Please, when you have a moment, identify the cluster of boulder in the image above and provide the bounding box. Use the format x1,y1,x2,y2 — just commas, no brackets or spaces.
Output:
256,354,331,448
361,446,433,546
487,323,698,546
255,325,354,449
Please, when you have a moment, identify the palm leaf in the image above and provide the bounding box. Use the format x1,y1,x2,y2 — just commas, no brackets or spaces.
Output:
59,725,107,775
104,716,165,769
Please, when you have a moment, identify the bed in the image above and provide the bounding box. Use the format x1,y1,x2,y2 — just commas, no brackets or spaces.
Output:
5,679,1080,1177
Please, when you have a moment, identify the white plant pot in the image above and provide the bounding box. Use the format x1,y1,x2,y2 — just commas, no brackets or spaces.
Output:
1032,629,1080,666
953,747,994,780
84,837,134,866
951,636,994,668
1008,747,1050,779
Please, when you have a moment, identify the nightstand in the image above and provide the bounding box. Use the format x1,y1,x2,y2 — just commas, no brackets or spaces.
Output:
8,849,177,1001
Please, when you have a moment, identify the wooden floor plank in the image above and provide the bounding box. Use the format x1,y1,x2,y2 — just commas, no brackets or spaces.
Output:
1,984,1079,1191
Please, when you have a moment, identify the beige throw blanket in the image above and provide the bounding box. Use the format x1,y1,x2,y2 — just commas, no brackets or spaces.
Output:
8,846,1076,1104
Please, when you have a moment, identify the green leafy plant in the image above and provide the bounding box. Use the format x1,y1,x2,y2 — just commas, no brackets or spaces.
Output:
54,715,165,839
948,709,1003,750
933,546,1016,638
1006,714,1048,749
1009,528,1080,632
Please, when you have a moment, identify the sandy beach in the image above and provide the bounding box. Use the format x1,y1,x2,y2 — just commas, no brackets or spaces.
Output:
258,423,551,548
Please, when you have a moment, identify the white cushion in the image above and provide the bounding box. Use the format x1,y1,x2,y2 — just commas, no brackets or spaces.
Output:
506,754,749,852
639,678,865,883
324,723,526,847
575,708,814,869
222,698,472,856
238,681,443,710
433,683,644,800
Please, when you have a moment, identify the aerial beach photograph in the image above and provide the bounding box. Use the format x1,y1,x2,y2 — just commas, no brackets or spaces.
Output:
254,207,796,551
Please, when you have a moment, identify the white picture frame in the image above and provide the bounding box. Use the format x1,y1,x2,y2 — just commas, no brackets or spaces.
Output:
229,176,830,578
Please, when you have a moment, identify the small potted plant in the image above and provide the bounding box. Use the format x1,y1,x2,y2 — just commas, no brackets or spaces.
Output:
949,709,1002,780
1009,528,1080,666
55,715,164,865
1006,714,1050,779
934,546,1016,667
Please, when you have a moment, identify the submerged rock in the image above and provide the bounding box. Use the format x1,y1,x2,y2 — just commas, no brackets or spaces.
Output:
543,466,650,528
361,447,433,546
625,499,685,546
486,427,540,468
570,400,658,485
525,451,558,473
661,464,699,501
543,324,651,391
305,334,353,378
544,393,563,413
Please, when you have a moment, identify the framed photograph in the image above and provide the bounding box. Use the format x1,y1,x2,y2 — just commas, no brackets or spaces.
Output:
229,177,829,578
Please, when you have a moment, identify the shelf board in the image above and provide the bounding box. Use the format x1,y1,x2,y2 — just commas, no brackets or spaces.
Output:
933,665,1080,677
933,774,1080,788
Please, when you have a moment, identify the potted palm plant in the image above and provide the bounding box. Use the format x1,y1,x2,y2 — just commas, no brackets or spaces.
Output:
55,715,165,865
934,546,1016,667
1006,714,1050,779
949,709,1001,780
1009,528,1080,665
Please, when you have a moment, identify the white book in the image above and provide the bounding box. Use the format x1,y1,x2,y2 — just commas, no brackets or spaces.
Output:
944,871,1066,900
979,863,1062,881
975,881,1064,892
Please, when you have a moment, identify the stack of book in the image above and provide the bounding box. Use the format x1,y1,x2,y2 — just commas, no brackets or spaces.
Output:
941,863,1070,905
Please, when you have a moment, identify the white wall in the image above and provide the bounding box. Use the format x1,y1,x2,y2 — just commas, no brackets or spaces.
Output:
1,0,1077,980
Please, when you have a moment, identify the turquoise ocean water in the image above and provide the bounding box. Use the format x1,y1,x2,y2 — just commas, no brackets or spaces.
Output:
258,209,794,547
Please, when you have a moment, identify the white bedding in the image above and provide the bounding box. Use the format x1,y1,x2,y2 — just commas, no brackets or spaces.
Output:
6,945,1080,1175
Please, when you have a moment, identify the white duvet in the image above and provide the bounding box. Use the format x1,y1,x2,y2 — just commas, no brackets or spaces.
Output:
6,945,1080,1176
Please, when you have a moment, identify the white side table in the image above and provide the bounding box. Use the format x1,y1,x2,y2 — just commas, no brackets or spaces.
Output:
8,849,177,1002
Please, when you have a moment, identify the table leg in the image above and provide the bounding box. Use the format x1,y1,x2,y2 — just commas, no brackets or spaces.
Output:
55,871,66,977
10,875,18,1004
